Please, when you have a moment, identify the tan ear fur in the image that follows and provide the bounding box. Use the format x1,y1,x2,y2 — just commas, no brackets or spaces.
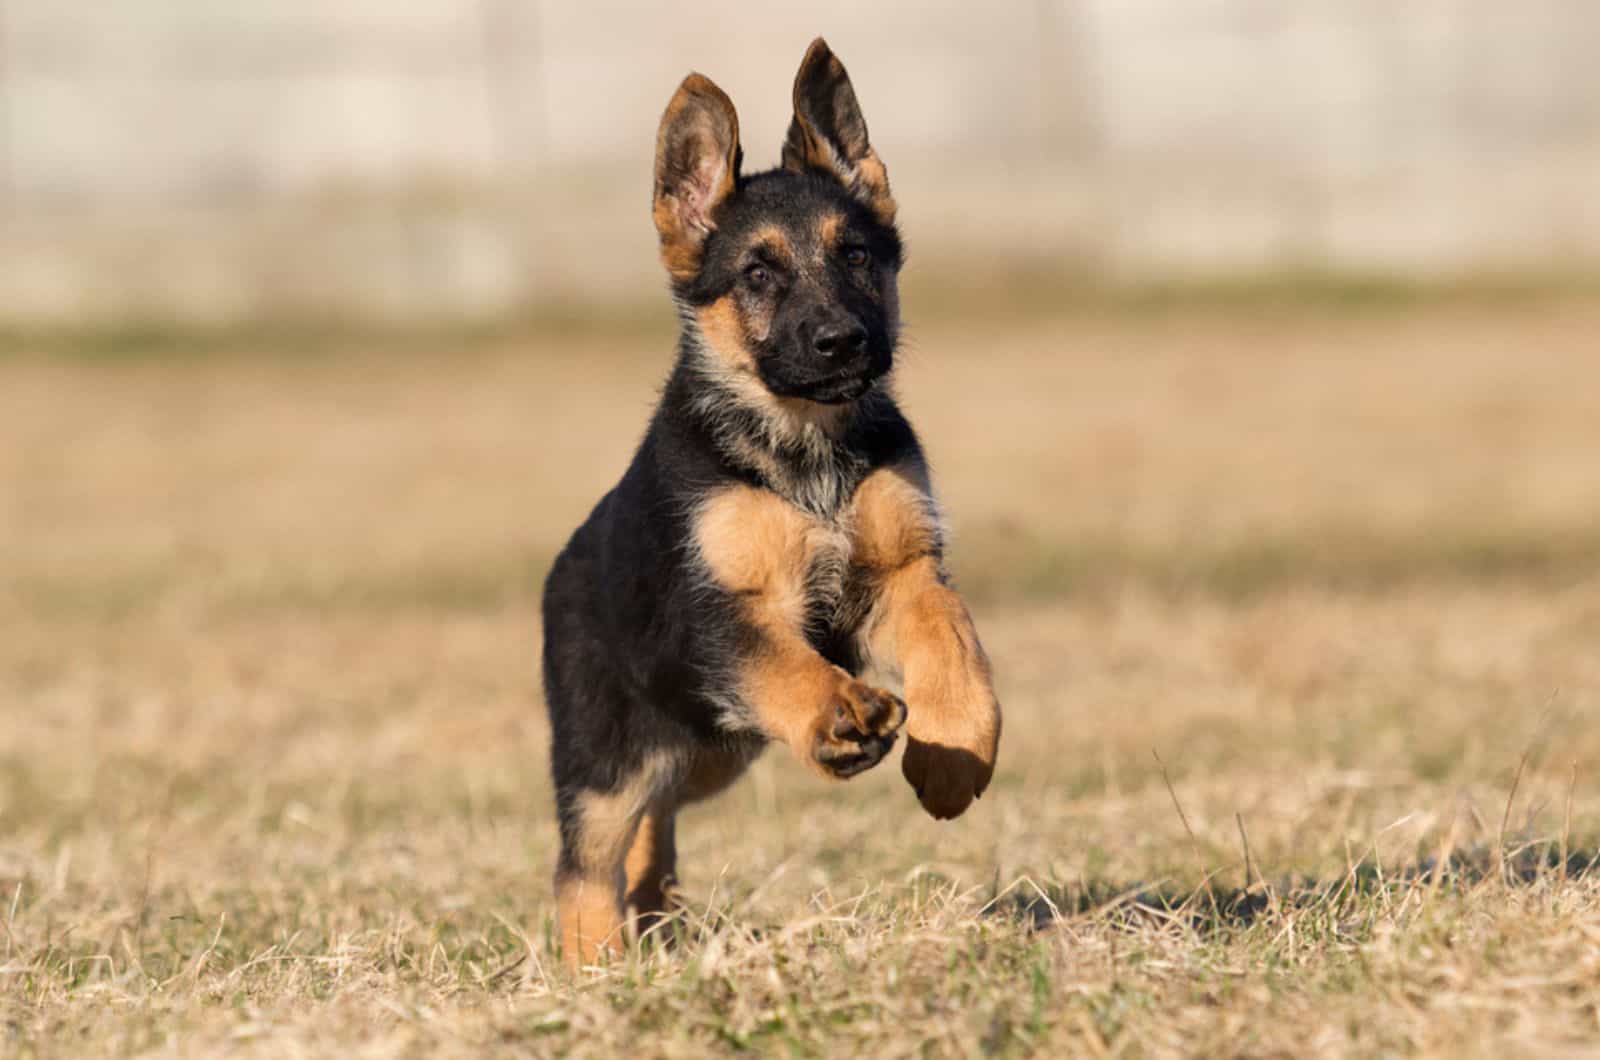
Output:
653,73,742,280
781,38,896,224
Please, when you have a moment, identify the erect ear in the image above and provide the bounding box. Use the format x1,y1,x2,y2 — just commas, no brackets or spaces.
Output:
653,73,742,282
781,38,895,225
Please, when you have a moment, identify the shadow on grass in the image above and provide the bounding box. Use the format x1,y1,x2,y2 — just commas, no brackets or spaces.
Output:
985,846,1600,935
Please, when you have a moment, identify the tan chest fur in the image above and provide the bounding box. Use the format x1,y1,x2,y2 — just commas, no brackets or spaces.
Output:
692,461,940,635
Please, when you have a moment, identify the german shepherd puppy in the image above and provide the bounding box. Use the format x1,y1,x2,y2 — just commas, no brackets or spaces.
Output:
542,38,1002,966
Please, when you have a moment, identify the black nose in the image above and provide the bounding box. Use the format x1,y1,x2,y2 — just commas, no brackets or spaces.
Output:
812,321,867,359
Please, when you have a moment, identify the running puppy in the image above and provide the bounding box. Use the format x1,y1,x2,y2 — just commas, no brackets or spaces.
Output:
542,38,1001,967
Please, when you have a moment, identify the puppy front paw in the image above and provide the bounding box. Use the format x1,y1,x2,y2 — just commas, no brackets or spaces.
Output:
809,674,907,779
900,732,996,820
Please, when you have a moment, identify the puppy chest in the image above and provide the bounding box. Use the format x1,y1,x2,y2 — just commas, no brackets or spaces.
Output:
797,518,876,638
691,484,887,636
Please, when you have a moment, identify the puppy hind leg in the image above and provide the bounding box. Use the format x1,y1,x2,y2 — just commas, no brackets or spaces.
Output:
554,773,658,969
555,868,628,970
624,805,679,943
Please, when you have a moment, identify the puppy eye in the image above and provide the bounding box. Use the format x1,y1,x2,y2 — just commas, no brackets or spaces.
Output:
844,246,871,268
744,264,770,288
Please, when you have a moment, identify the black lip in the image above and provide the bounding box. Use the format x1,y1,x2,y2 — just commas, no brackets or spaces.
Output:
790,370,878,404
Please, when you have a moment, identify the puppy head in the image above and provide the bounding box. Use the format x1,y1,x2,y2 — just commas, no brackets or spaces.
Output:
654,39,903,408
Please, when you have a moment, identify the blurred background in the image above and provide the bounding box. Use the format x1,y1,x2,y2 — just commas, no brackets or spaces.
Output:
6,0,1600,792
2,0,1598,326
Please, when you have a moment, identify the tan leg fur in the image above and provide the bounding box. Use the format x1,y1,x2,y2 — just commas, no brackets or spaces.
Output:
694,486,906,777
856,462,1001,819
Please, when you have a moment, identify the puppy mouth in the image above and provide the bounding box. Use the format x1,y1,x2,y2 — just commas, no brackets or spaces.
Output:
796,371,878,404
781,357,889,404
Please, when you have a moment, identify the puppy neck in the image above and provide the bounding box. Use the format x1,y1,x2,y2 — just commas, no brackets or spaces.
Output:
675,334,885,517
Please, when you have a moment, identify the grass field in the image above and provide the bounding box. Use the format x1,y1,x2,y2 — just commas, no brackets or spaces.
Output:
4,298,1600,1057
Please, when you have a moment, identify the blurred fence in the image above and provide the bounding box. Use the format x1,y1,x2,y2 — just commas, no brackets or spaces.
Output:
1,1,1597,324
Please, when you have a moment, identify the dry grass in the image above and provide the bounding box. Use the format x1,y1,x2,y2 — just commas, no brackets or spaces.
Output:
4,300,1600,1057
